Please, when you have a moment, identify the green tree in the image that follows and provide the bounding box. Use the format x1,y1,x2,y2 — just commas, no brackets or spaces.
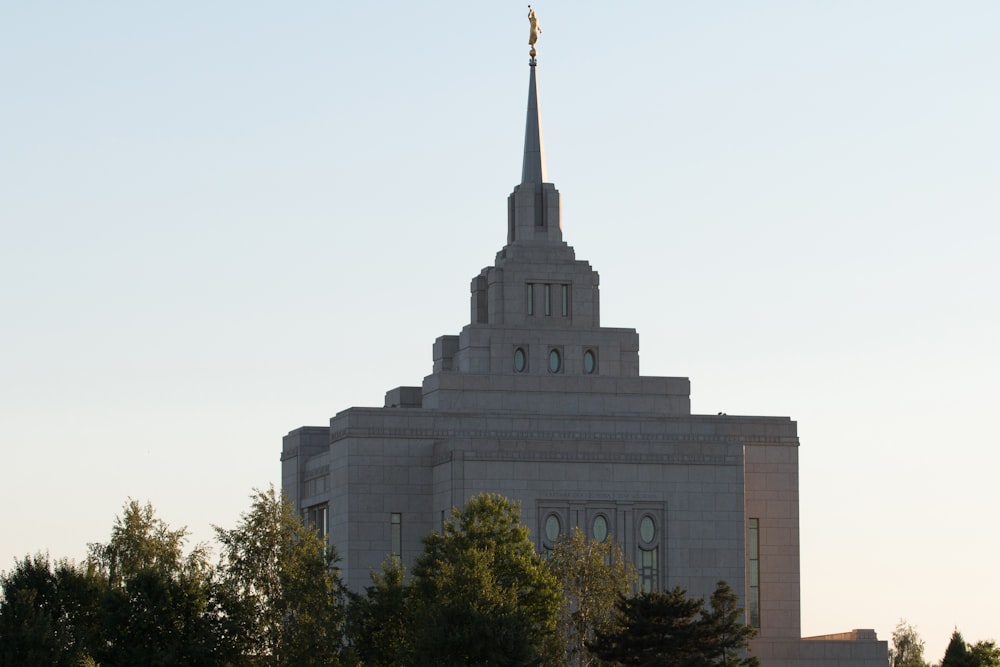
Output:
215,485,347,667
588,587,705,667
2,501,226,667
544,527,636,666
0,553,103,667
942,630,977,667
587,582,758,667
408,493,562,667
347,559,410,667
970,640,1000,667
889,620,929,667
701,582,759,667
87,499,227,667
87,500,205,588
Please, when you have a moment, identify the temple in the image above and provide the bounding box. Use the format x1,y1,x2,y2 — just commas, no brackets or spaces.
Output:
281,39,888,667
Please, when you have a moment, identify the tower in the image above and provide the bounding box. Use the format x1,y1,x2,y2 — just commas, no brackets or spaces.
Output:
280,25,888,667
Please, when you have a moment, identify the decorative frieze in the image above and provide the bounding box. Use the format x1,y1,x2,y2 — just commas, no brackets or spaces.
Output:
436,449,740,467
330,425,797,448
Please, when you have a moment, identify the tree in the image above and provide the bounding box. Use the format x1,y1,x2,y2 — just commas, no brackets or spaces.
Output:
701,582,759,667
215,485,347,667
408,493,562,667
86,499,227,667
2,501,226,667
544,527,636,666
347,559,410,667
942,630,977,667
0,553,102,667
587,582,758,667
588,587,705,667
970,640,1000,667
87,500,205,588
889,620,929,667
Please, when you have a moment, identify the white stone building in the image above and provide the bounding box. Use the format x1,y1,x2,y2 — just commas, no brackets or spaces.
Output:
281,50,888,667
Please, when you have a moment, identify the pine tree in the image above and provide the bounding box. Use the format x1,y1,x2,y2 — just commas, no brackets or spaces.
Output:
587,582,757,667
941,630,976,667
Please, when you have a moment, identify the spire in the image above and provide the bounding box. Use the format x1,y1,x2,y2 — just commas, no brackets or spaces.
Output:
507,8,561,245
520,60,547,185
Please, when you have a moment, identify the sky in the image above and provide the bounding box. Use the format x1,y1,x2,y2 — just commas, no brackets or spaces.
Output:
1,2,998,661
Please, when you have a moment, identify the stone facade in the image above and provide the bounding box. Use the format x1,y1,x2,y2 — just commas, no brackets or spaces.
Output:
280,57,887,667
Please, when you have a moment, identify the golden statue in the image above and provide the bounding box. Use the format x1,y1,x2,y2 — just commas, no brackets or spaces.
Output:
528,6,541,47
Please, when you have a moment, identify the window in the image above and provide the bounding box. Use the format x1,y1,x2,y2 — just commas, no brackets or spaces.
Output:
748,518,760,627
638,515,658,592
639,546,659,592
592,515,608,542
526,283,534,315
561,284,569,316
545,513,561,542
391,513,402,563
304,474,328,497
305,504,328,538
514,347,527,372
548,348,561,373
583,349,596,374
544,284,552,315
639,516,655,542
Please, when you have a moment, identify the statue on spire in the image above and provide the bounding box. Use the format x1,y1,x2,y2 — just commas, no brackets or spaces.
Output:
528,6,541,59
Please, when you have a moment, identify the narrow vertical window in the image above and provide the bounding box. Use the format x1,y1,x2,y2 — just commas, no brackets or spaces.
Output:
391,512,402,563
526,283,534,315
748,518,760,628
639,547,659,593
544,284,551,315
305,504,328,538
561,284,569,316
638,515,659,592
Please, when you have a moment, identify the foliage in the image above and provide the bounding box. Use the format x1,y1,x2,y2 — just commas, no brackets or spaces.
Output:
700,582,760,667
544,526,636,666
1,501,228,667
408,493,562,667
347,559,410,667
942,630,977,667
970,640,1000,667
215,485,347,667
939,631,1000,667
86,499,227,666
587,582,758,667
0,554,103,667
889,620,929,667
87,499,207,588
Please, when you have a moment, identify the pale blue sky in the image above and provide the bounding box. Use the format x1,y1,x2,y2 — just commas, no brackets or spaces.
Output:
2,2,998,660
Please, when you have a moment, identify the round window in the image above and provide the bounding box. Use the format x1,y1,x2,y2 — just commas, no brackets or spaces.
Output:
592,515,608,542
545,514,561,542
639,516,656,544
514,347,526,372
583,349,596,374
548,349,561,373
